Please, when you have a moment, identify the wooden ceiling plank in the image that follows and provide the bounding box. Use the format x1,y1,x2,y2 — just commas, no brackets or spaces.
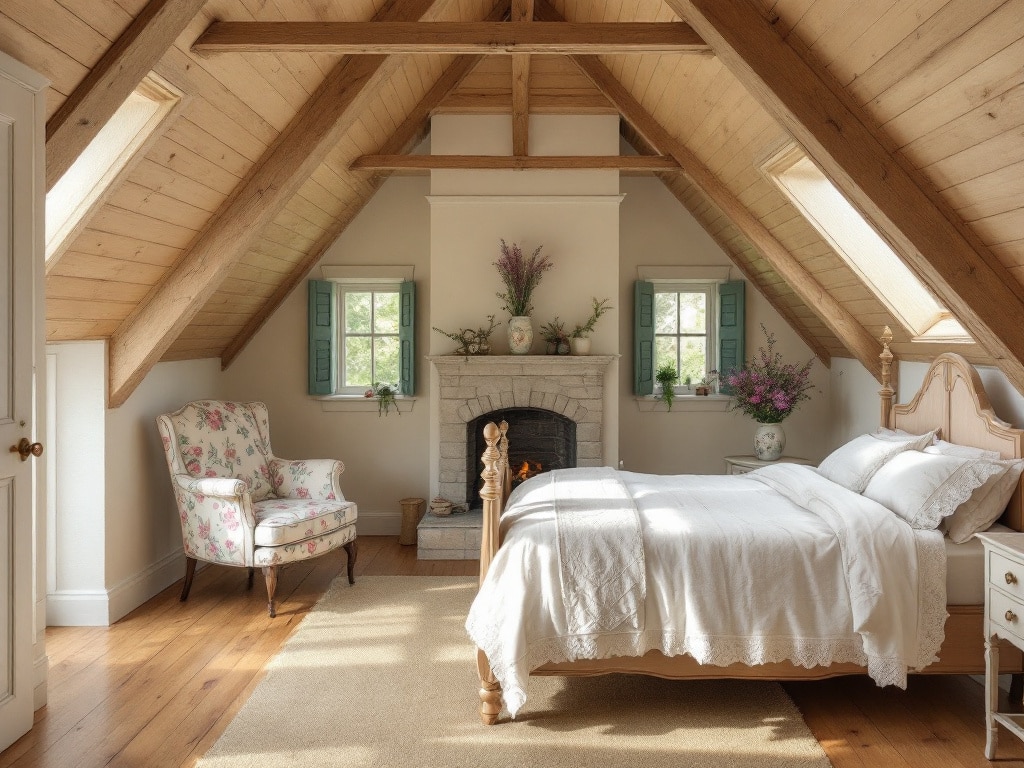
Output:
45,0,208,190
219,23,507,370
350,154,681,170
540,12,882,378
107,0,445,406
191,21,711,54
668,0,1024,394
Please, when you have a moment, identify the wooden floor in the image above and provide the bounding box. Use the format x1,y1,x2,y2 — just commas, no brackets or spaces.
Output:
1,535,1022,767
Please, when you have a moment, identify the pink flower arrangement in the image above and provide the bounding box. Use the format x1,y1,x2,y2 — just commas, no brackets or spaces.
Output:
494,239,553,317
725,325,814,424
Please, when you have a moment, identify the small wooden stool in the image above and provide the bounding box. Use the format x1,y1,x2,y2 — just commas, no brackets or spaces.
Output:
398,497,426,546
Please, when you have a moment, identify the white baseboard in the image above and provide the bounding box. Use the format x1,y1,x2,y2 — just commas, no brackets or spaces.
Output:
356,509,401,536
47,549,186,626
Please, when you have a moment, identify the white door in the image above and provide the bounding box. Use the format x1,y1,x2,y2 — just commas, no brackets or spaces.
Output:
0,53,46,751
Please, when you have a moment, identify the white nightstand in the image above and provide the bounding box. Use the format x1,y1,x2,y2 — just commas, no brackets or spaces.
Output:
977,532,1024,759
723,455,816,475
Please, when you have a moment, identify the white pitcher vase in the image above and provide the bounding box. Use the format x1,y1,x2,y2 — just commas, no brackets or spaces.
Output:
507,316,533,355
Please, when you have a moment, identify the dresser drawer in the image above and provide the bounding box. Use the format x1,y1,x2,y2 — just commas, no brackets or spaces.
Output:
989,587,1024,647
990,550,1024,600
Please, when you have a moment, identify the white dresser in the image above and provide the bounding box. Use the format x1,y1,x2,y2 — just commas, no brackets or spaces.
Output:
977,532,1024,759
723,455,815,475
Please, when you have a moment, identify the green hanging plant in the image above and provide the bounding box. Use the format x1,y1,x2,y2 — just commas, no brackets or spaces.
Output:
365,382,400,417
656,363,678,411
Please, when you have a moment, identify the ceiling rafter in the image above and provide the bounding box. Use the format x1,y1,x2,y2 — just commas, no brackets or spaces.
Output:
349,154,682,171
532,1,886,381
107,0,447,407
190,21,711,54
46,0,208,191
666,0,1024,393
219,5,514,370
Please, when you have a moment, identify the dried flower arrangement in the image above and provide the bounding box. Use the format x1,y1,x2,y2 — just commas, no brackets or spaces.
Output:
432,315,500,356
571,297,612,339
494,239,553,317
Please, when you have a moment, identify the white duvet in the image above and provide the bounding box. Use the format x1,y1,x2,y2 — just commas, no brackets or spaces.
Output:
465,463,947,717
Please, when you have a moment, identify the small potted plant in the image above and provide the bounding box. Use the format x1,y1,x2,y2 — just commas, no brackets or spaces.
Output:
539,317,571,355
570,297,612,355
655,363,678,411
365,382,400,417
694,370,718,396
683,375,692,392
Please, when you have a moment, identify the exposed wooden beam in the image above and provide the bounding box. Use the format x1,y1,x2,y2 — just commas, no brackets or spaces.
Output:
532,3,885,380
219,45,502,369
108,0,445,407
192,21,710,54
511,0,534,156
350,154,682,171
437,92,614,113
46,0,207,190
667,0,1024,393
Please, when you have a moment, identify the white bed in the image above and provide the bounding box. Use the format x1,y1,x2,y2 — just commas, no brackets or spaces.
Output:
466,349,1024,724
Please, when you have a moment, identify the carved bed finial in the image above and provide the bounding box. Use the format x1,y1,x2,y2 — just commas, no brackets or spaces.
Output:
879,325,895,429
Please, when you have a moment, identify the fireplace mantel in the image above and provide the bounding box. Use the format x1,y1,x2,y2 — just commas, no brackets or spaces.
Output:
429,354,617,504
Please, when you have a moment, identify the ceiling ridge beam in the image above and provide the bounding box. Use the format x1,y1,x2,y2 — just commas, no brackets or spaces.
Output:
218,7,512,369
107,0,446,407
350,154,682,171
532,0,885,380
191,21,711,54
46,0,208,190
666,0,1024,393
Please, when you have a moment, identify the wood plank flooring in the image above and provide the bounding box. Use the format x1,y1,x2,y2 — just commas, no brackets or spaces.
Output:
2,535,1022,767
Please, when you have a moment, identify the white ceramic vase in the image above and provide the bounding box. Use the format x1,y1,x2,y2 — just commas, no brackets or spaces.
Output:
570,337,591,355
507,316,533,355
753,422,785,461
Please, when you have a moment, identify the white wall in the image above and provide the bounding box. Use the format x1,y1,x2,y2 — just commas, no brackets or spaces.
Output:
221,175,434,534
617,176,833,474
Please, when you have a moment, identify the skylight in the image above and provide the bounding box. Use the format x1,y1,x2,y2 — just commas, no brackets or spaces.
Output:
46,74,179,262
763,146,970,343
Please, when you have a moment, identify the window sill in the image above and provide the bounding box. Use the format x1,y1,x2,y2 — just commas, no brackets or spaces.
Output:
316,395,417,414
634,394,733,412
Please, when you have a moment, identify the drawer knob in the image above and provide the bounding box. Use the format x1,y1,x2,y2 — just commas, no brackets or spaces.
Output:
1007,572,1018,585
1007,609,1018,623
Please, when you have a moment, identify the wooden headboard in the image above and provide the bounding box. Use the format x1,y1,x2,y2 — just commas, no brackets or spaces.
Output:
878,334,1024,531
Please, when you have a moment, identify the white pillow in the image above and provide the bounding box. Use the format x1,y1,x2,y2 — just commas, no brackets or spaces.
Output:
924,440,1000,460
816,430,936,493
863,450,1006,529
943,458,1024,543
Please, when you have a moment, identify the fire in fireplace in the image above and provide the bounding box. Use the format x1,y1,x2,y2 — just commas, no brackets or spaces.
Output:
466,407,577,507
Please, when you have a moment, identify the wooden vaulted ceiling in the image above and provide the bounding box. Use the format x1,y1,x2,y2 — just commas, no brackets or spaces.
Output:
2,0,1022,405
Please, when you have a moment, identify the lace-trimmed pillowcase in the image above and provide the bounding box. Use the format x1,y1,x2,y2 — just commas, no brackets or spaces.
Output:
816,429,936,493
862,450,1008,529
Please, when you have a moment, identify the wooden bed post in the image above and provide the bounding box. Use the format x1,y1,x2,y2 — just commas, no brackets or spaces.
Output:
879,325,895,429
476,422,504,725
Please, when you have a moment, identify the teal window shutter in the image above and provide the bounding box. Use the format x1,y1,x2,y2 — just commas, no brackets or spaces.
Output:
308,280,335,395
399,280,415,395
634,280,655,395
718,280,745,395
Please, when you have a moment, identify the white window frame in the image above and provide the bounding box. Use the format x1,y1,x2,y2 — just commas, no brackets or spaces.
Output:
335,282,402,395
653,281,718,393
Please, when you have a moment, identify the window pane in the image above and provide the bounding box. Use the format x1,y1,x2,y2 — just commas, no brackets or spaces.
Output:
655,292,678,334
374,291,400,334
374,336,400,386
655,336,678,376
679,337,706,384
345,336,372,387
345,292,372,333
679,292,706,333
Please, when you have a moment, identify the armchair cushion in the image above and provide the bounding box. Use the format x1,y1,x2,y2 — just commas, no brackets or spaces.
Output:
253,499,358,547
270,458,345,501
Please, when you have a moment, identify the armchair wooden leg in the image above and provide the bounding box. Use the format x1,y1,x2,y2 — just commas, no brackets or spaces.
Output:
180,557,198,602
344,539,357,585
262,565,278,618
246,567,255,590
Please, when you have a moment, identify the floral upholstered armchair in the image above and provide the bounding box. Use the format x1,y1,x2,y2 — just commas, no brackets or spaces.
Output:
157,400,357,617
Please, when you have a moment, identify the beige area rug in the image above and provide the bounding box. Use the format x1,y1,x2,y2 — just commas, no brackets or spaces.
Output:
198,576,832,768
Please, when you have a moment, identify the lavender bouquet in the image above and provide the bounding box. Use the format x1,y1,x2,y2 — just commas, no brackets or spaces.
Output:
725,325,814,424
494,239,553,317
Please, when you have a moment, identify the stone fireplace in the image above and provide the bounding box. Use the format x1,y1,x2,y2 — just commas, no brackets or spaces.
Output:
429,355,617,506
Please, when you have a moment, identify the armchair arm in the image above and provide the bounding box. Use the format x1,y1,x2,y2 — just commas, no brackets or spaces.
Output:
270,458,345,501
169,473,255,567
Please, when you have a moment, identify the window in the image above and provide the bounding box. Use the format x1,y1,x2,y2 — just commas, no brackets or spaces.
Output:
308,275,415,397
634,277,744,396
46,74,180,263
763,145,970,343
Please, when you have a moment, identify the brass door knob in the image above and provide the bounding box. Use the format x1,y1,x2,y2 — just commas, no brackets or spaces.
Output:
9,438,43,462
1007,609,1018,623
1008,572,1018,585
